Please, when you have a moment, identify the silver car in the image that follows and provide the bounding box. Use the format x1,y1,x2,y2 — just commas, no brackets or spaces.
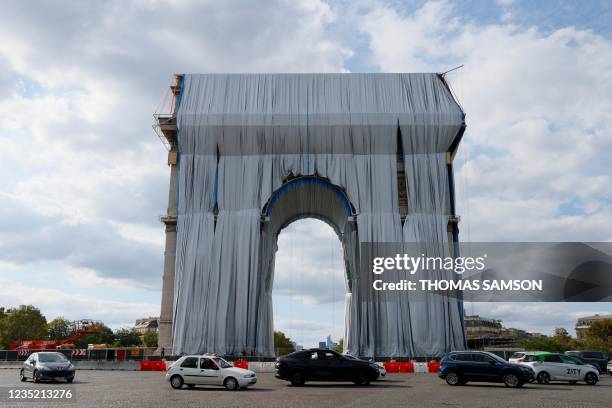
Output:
20,352,75,383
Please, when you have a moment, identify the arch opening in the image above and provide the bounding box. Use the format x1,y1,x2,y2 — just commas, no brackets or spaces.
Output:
272,218,346,352
258,175,359,356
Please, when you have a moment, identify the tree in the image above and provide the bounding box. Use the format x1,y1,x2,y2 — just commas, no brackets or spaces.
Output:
143,332,158,348
583,319,612,355
274,331,295,356
334,338,344,353
48,317,76,340
0,305,47,348
113,328,141,347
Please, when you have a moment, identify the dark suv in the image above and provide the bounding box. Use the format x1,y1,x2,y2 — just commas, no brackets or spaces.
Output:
275,349,380,386
439,351,534,388
565,351,609,374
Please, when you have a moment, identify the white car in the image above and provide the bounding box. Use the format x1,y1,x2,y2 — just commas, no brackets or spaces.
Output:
166,355,257,390
607,360,612,375
508,352,531,363
519,352,599,385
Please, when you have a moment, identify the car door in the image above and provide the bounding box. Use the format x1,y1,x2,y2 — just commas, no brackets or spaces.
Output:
302,351,322,379
560,355,584,381
541,354,565,380
24,354,36,377
454,353,479,380
312,351,336,380
199,358,222,385
473,353,501,381
177,357,202,384
321,351,344,380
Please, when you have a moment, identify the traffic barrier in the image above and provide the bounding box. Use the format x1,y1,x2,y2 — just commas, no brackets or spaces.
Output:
140,360,166,371
233,360,249,369
383,361,400,373
428,360,441,373
398,361,414,373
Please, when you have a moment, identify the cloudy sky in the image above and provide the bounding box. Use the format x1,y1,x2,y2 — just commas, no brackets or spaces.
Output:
0,0,611,348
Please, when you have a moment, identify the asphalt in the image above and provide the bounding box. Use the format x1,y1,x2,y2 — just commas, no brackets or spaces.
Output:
0,369,610,408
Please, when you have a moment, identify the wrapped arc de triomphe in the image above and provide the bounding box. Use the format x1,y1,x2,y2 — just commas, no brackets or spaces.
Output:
155,73,466,358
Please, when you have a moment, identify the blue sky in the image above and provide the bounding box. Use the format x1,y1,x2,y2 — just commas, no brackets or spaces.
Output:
0,0,611,348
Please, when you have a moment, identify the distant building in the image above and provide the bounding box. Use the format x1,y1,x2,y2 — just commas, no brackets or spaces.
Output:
500,327,529,340
133,317,159,334
296,345,303,351
464,315,502,340
326,335,338,350
575,314,612,339
319,341,326,349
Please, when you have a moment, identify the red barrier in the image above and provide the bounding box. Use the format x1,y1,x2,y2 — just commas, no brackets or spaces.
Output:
428,361,441,373
398,361,414,373
140,360,166,371
383,361,400,373
233,360,249,369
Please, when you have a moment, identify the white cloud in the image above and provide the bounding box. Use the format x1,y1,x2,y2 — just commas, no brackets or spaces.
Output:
359,0,612,242
0,0,353,321
0,279,158,329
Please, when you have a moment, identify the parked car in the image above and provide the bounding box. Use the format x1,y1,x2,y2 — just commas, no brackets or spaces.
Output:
275,348,380,386
565,351,609,374
520,352,598,385
607,360,612,375
439,351,534,388
509,351,537,363
20,352,75,383
165,355,257,390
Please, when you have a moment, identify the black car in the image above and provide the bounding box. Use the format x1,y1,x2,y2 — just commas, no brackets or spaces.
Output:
565,351,609,374
439,351,534,388
275,349,380,386
20,352,75,383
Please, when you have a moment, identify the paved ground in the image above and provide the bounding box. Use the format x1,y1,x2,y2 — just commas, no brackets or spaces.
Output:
0,369,610,408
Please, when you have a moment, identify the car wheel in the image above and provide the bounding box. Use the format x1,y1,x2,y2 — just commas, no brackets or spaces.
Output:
353,372,370,386
33,370,40,384
585,372,598,385
170,375,184,389
290,372,305,386
536,372,550,385
503,373,520,388
445,372,461,386
224,377,238,391
66,377,74,383
19,370,27,382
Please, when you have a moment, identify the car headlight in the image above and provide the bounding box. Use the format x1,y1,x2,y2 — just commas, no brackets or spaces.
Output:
243,373,255,378
370,363,380,369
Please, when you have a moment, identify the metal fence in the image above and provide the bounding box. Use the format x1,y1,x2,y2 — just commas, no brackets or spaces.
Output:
0,348,161,362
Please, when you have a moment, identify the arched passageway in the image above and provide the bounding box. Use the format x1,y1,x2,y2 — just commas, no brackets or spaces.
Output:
256,176,360,356
272,218,346,352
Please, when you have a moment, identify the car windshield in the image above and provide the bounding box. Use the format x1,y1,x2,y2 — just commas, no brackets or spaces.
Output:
212,357,231,368
38,353,68,363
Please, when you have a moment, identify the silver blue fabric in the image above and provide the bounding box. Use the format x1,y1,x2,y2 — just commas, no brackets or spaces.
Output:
172,73,466,357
